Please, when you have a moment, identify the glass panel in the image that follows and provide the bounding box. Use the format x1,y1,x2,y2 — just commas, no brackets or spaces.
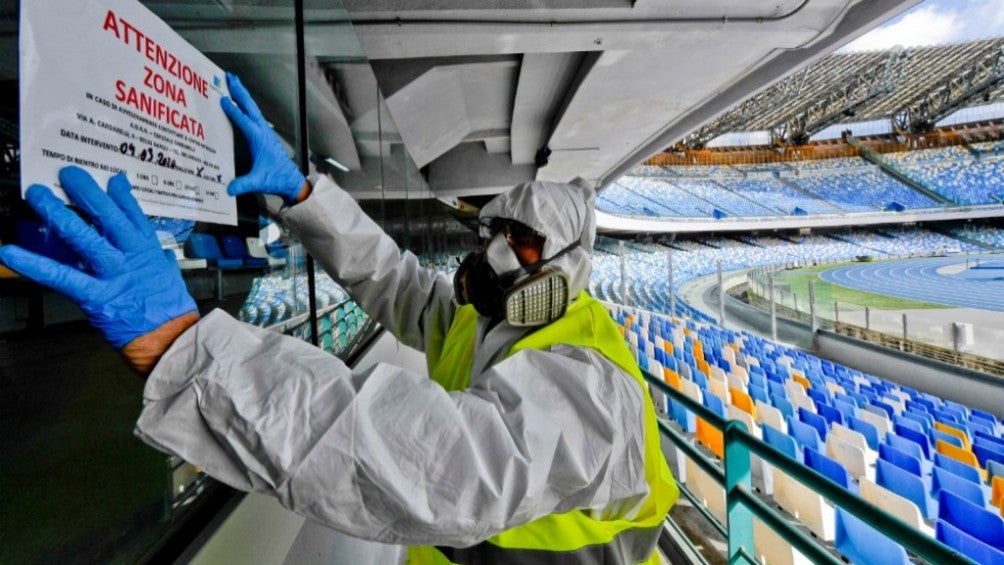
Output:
1,1,301,562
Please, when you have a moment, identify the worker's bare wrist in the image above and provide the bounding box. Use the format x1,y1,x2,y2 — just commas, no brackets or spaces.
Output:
293,180,312,204
121,311,201,376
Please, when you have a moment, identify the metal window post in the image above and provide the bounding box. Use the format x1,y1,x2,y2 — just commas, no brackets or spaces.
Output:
769,273,777,341
668,247,676,317
809,281,817,333
619,241,628,307
902,313,908,350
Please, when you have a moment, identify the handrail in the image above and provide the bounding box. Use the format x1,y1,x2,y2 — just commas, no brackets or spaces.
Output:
645,371,976,564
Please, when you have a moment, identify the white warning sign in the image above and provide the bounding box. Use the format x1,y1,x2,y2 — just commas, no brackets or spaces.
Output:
20,0,237,225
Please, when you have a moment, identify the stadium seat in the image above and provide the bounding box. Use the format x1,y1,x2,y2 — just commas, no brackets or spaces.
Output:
993,476,1004,512
763,424,799,460
755,400,786,433
894,416,926,437
974,438,1004,469
773,467,835,541
246,237,287,267
879,442,924,478
158,232,208,270
789,418,824,454
753,518,812,565
936,520,1004,565
937,440,986,481
894,424,932,460
935,421,972,450
934,452,985,487
799,407,829,442
831,423,874,458
685,456,726,524
730,387,756,418
938,489,1004,547
834,507,910,565
185,234,243,268
221,235,268,267
805,447,857,493
931,466,987,507
848,416,881,451
857,410,891,442
876,458,935,520
827,434,871,482
815,403,843,428
772,397,795,423
859,478,932,537
931,429,964,450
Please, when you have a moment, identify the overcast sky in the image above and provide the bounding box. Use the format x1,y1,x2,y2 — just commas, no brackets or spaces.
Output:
839,0,1004,52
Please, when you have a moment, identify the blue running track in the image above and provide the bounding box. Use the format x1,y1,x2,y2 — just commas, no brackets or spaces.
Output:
820,256,1004,313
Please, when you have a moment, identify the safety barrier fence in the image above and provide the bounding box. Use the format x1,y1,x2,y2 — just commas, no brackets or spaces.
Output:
643,371,973,565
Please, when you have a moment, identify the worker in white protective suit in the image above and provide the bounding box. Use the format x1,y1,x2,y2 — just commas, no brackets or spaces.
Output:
0,73,677,564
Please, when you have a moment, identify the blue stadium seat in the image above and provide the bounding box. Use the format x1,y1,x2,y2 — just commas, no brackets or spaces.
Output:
868,400,896,419
895,417,923,439
763,424,799,460
807,388,830,407
832,398,858,422
879,442,924,477
931,466,986,508
834,508,910,565
789,417,824,454
974,440,1004,468
900,411,932,434
805,447,856,493
848,415,880,451
799,407,829,442
938,490,1004,547
934,452,983,486
817,403,844,427
221,235,268,267
772,397,795,423
876,458,935,520
936,520,1004,565
185,234,243,268
931,429,964,450
894,424,932,460
976,431,1004,450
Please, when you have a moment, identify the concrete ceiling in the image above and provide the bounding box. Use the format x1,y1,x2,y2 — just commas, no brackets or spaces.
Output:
341,0,925,201
0,0,924,203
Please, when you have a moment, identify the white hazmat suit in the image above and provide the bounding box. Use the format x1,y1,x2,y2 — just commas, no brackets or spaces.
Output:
135,176,651,549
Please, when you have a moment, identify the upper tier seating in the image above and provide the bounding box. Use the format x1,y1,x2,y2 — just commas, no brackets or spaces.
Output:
597,148,1004,219
885,144,1004,206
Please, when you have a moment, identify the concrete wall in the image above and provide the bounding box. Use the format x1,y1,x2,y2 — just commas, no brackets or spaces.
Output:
815,330,1004,419
721,282,1004,418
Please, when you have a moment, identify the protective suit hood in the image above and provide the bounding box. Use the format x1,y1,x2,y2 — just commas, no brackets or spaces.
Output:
479,179,596,299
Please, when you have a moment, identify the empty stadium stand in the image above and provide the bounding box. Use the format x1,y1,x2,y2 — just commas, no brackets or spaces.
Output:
609,302,1004,564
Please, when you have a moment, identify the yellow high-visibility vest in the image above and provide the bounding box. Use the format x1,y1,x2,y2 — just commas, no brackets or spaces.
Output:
411,292,678,564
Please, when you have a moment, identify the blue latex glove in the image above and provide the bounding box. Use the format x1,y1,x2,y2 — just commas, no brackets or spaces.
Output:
220,72,306,204
0,166,197,348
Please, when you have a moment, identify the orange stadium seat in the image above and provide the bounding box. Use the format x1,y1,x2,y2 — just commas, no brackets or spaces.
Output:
935,421,971,451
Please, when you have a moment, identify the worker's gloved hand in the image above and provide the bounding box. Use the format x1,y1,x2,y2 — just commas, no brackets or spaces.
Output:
220,72,306,204
0,166,198,349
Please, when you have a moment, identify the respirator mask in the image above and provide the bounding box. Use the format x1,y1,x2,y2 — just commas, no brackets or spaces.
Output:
454,220,580,326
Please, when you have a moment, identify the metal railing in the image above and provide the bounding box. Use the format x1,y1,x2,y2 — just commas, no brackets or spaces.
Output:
644,371,974,565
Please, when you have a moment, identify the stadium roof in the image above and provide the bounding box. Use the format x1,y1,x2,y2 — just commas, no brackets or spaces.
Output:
684,37,1004,147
